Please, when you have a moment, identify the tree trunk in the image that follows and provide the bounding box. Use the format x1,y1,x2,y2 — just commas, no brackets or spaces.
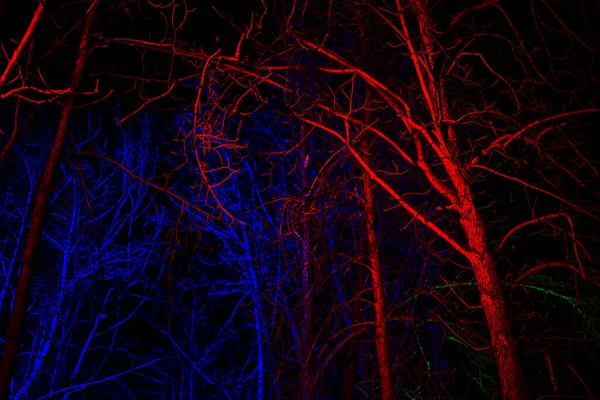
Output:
355,10,395,397
460,202,529,400
442,152,528,399
0,3,97,397
363,173,394,400
405,1,529,396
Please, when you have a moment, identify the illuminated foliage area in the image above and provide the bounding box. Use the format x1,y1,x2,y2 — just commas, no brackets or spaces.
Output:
1,0,600,399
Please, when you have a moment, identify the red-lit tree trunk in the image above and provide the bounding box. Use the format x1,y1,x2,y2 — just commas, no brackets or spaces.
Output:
443,162,528,399
0,2,97,397
465,220,527,400
406,1,529,396
363,172,394,400
356,10,394,396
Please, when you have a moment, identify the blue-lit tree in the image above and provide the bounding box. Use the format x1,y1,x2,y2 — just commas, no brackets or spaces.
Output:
0,111,171,398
